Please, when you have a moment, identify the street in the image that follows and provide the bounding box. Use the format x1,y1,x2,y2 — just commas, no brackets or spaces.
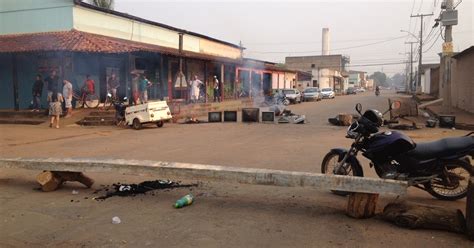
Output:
0,91,472,247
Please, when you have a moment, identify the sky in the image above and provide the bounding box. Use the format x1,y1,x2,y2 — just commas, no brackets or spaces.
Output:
114,0,473,76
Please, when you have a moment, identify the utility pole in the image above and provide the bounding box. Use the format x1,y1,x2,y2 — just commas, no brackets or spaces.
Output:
405,41,416,93
439,0,456,112
411,13,433,93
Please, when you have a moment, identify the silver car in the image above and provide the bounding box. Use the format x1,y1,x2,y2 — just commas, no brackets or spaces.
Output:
320,87,335,99
281,89,302,104
302,87,321,102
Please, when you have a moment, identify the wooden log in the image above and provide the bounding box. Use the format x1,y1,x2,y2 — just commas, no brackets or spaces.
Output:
36,171,94,192
54,171,94,188
466,177,474,240
337,113,353,126
382,201,466,233
0,158,407,195
36,171,62,192
346,193,379,218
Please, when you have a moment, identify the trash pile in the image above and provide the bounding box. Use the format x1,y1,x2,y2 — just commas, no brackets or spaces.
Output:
93,180,197,200
277,109,306,124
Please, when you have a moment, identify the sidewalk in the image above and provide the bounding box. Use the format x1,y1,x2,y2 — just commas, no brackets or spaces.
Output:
425,104,474,130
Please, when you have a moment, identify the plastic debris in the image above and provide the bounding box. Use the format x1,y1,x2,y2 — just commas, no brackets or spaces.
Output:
112,216,121,224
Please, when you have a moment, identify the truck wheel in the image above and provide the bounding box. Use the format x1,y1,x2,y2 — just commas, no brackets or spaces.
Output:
132,118,142,130
156,121,164,128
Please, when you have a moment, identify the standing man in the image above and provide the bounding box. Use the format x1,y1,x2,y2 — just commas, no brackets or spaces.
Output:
82,75,95,95
139,74,151,104
31,74,43,112
107,73,120,99
62,79,73,118
213,75,220,102
44,70,59,102
189,75,203,103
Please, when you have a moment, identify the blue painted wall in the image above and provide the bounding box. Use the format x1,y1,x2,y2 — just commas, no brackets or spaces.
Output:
0,0,73,34
0,54,14,109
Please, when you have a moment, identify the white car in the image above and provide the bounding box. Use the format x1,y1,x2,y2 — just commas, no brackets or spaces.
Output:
320,88,335,99
355,87,366,93
125,101,173,130
280,89,302,104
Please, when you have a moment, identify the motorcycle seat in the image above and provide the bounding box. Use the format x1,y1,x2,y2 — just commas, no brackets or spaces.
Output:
408,136,474,160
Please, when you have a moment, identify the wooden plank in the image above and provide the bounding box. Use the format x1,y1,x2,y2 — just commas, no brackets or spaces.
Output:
346,193,379,219
467,177,474,240
0,158,407,195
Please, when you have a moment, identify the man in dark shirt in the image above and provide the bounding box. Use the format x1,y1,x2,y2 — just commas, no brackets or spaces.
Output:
31,74,43,111
44,70,59,102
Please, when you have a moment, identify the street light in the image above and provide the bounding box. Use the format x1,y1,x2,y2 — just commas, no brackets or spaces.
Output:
400,30,419,41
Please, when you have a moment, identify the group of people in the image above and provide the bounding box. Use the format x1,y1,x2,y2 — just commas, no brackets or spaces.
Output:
31,70,96,129
188,75,221,103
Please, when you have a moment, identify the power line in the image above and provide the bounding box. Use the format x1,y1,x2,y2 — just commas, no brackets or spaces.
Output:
247,36,407,54
245,36,408,46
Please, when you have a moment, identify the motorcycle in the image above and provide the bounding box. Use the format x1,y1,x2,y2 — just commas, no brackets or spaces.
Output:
113,95,128,126
321,102,474,200
375,89,380,96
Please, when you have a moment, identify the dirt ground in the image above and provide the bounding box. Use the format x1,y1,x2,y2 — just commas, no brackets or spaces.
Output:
1,91,473,247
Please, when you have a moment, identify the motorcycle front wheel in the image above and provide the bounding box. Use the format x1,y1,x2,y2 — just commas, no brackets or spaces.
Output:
321,151,364,196
425,159,473,201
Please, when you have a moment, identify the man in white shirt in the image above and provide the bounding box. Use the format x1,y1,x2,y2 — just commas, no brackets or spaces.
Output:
190,75,203,103
62,80,73,118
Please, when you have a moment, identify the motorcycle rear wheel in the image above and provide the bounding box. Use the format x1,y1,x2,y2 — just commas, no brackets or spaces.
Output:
425,159,473,201
321,151,364,196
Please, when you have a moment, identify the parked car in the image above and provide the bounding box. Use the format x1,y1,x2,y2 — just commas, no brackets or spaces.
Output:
355,87,366,93
302,87,321,102
281,89,302,104
346,87,357,95
320,88,335,99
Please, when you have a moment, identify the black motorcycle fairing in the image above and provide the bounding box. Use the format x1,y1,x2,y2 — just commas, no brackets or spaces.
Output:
362,131,416,163
329,148,364,176
407,136,474,161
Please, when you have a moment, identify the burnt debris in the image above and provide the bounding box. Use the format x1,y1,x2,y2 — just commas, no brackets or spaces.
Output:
94,180,197,200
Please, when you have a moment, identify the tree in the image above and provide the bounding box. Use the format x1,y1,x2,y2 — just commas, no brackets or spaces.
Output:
369,71,388,87
88,0,114,10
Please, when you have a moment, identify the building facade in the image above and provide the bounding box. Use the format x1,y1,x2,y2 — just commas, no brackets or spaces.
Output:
0,0,297,109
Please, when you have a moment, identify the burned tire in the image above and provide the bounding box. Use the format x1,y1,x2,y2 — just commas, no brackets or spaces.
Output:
321,150,364,196
132,118,142,130
425,159,473,201
156,121,164,128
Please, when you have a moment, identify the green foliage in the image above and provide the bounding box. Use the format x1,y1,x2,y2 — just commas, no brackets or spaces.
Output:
89,0,114,10
369,71,388,87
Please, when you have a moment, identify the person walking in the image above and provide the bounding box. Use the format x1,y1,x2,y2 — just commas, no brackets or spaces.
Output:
31,74,43,112
139,74,151,104
213,75,220,102
62,80,73,118
44,70,59,102
49,92,63,129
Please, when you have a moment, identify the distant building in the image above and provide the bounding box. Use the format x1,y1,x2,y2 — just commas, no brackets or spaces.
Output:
348,70,367,88
285,55,349,93
420,64,440,95
450,46,474,113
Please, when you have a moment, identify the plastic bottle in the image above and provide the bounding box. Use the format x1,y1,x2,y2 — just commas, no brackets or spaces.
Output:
174,194,194,208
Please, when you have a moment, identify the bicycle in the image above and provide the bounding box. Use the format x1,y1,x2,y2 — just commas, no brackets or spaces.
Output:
73,89,100,108
102,86,119,111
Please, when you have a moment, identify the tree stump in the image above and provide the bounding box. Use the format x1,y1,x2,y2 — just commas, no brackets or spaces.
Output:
346,193,379,218
382,201,466,233
337,114,353,126
36,171,94,192
466,177,474,240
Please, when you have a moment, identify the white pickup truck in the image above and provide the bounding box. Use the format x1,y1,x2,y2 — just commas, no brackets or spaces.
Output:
125,101,172,130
